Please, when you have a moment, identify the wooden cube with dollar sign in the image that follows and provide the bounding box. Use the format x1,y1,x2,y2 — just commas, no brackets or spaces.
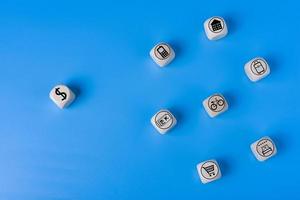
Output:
49,84,75,109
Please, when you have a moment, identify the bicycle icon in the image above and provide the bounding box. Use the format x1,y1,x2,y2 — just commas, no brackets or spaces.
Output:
208,95,225,112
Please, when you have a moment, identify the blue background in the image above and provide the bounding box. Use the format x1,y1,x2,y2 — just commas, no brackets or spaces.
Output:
0,0,299,199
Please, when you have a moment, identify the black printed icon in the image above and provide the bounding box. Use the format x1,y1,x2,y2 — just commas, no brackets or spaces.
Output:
55,87,67,101
208,95,225,112
154,44,170,60
155,111,174,130
157,46,169,58
200,161,219,180
256,138,275,157
157,114,171,127
209,18,223,33
203,165,215,176
251,59,267,75
261,144,272,156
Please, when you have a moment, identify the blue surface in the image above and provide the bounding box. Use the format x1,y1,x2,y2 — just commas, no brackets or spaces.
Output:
0,0,299,199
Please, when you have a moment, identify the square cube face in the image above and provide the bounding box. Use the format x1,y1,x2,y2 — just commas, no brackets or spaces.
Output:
204,16,228,40
244,57,270,82
151,109,177,134
251,136,277,161
150,43,175,67
49,84,75,109
197,160,222,184
203,94,228,118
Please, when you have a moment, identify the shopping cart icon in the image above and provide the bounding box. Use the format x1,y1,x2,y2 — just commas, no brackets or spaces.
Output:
199,161,220,181
203,165,215,177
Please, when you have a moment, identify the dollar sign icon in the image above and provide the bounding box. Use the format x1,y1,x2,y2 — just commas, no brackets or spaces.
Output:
55,87,67,101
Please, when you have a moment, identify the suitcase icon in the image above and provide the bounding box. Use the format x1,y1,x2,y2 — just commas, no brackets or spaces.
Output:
252,60,266,75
